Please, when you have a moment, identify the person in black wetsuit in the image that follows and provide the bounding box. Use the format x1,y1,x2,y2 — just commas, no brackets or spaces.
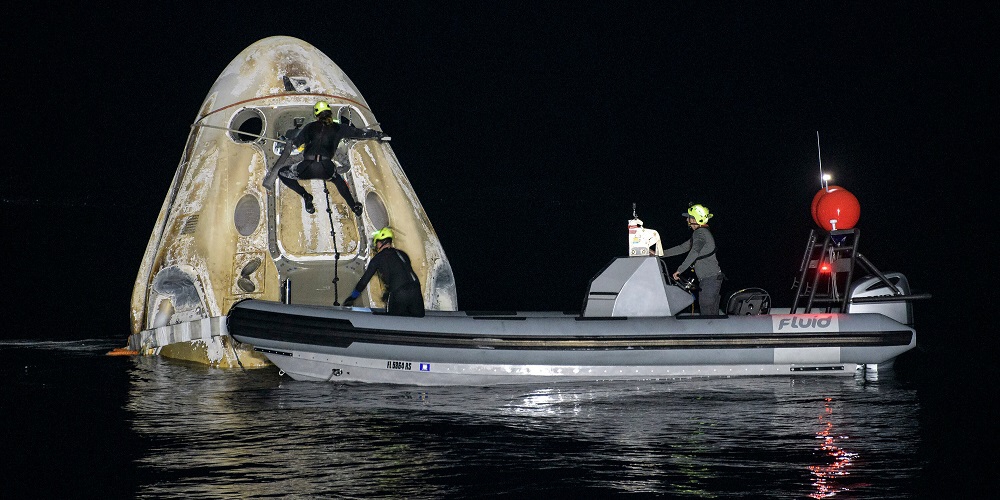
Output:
277,100,384,215
662,203,725,315
344,227,425,317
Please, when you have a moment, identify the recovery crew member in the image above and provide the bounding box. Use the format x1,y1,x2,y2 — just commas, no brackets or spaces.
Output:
344,228,425,317
663,203,725,315
277,100,384,215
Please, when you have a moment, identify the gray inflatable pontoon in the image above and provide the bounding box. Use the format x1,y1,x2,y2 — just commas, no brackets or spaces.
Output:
229,236,925,385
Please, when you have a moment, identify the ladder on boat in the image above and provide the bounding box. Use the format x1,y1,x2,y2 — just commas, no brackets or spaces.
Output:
791,228,903,313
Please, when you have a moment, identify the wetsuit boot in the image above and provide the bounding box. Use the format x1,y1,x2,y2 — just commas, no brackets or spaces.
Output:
328,174,364,217
303,193,315,214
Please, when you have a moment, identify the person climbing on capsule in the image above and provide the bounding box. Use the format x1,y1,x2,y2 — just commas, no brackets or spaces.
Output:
277,100,385,215
343,227,425,317
662,203,725,315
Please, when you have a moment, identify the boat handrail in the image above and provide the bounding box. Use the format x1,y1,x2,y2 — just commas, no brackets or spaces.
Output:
849,293,932,304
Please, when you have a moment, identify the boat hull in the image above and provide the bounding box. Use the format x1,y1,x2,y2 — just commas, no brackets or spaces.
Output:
228,299,916,386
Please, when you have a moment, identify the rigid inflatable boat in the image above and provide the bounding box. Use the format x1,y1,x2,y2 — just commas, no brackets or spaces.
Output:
228,220,928,385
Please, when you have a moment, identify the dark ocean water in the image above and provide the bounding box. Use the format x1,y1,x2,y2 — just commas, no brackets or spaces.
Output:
2,337,990,499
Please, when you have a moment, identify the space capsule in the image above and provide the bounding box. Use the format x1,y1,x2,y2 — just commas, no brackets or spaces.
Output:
127,36,457,367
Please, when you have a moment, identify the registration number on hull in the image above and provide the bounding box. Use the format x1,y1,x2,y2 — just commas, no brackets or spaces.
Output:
386,360,412,370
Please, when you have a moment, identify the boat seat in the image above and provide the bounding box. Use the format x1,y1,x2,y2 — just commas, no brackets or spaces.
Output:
726,288,771,316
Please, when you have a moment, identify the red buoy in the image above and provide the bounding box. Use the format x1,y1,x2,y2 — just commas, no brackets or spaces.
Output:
810,185,842,227
815,188,860,231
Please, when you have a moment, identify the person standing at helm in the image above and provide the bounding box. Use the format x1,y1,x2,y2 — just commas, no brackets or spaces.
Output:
663,203,725,315
277,100,384,215
344,228,425,317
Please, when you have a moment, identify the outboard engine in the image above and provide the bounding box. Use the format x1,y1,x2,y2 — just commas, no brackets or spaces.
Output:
846,273,913,325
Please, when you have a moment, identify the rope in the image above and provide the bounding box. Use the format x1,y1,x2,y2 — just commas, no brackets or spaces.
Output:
229,336,246,372
190,123,287,144
322,183,341,305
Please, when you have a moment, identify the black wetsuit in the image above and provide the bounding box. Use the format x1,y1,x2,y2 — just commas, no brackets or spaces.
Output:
352,247,425,317
663,226,725,315
278,119,381,207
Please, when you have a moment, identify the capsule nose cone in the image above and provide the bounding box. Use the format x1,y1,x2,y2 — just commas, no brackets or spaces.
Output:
207,36,368,113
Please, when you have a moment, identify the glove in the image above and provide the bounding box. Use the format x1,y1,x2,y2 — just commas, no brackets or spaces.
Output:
344,290,360,307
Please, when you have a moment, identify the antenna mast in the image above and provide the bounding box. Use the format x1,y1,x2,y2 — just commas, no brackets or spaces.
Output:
816,131,827,190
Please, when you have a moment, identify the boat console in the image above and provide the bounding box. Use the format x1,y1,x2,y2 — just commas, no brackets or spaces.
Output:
581,257,694,317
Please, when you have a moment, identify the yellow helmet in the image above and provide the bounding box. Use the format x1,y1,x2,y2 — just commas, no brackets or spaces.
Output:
313,101,331,116
372,227,394,245
683,204,713,225
313,101,338,122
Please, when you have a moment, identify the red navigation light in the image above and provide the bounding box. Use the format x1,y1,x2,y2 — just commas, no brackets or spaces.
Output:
819,262,832,273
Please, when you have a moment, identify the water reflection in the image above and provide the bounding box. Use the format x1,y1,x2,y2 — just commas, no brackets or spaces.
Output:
808,397,859,498
125,358,923,498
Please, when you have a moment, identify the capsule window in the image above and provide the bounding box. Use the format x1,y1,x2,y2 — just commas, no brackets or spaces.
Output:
364,191,389,231
228,108,266,143
234,194,261,236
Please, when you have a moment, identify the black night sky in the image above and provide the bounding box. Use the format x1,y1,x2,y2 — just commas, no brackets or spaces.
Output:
4,3,995,365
